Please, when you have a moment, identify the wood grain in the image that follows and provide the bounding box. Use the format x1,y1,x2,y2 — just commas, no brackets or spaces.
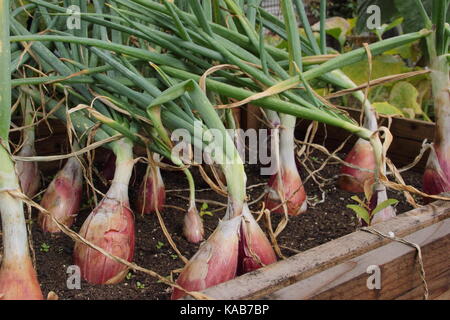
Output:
266,219,449,300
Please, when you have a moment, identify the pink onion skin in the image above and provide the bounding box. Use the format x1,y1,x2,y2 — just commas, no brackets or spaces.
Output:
264,167,307,216
38,158,83,233
183,204,205,244
423,145,450,199
369,184,396,225
171,216,241,300
16,144,40,198
423,56,450,200
136,171,166,214
0,258,43,300
338,138,376,193
238,207,276,275
74,196,135,285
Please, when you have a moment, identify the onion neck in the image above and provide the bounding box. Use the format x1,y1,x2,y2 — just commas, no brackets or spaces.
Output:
369,133,385,182
222,161,247,219
109,138,134,203
279,114,297,170
431,56,450,149
0,146,29,263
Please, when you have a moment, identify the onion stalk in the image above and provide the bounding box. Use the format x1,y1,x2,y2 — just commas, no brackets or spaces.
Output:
16,97,40,198
263,0,309,216
0,1,42,300
265,116,307,215
424,56,450,196
182,163,204,244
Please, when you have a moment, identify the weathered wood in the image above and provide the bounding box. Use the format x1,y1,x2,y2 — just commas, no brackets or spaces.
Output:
434,288,450,300
265,219,449,300
197,199,450,300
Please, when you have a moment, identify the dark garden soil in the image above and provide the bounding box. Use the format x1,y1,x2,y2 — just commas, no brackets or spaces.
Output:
9,151,424,300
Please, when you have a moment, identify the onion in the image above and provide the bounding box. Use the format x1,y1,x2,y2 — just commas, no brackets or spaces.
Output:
182,200,205,244
16,143,40,198
0,187,43,300
423,145,450,196
338,138,376,193
136,163,166,214
0,8,42,299
423,57,450,197
38,157,83,233
0,257,42,300
265,124,307,216
369,183,396,225
237,205,276,275
171,215,241,300
73,139,135,284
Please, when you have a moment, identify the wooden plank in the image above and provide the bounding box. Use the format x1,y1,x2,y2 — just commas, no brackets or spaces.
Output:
434,288,450,300
265,219,449,300
196,199,450,300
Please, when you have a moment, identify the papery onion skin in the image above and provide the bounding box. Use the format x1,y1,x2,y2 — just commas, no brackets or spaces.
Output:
423,145,450,198
74,140,135,285
338,138,376,193
265,121,307,216
423,56,450,199
369,183,396,225
38,158,83,233
183,203,205,244
0,259,43,300
264,167,307,216
74,197,135,284
16,144,40,198
171,216,241,300
238,206,276,275
136,168,166,214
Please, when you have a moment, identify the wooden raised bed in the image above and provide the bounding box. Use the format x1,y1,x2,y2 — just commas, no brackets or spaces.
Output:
195,110,449,300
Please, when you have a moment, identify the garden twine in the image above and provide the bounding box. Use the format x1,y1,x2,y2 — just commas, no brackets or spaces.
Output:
361,226,429,300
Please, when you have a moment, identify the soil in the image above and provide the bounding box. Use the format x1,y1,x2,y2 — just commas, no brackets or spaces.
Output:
6,151,424,300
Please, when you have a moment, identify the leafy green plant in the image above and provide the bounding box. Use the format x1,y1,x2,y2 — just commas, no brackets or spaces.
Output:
199,202,213,217
347,195,399,225
40,243,50,253
155,241,164,250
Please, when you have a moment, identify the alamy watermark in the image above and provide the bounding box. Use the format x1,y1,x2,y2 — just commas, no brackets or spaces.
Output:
171,121,282,176
366,265,381,290
66,265,81,289
66,5,81,30
366,5,381,30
